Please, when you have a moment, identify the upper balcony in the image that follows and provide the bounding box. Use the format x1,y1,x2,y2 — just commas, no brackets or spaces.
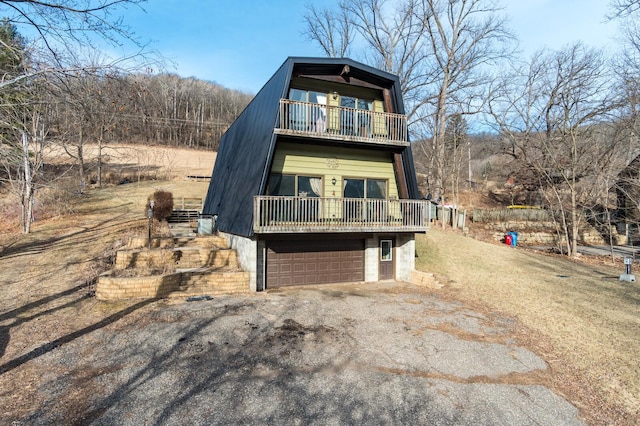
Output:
274,99,409,147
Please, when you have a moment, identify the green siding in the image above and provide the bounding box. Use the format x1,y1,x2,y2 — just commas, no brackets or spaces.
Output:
372,100,388,137
270,142,399,198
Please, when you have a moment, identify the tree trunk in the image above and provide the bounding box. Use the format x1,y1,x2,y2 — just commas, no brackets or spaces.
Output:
21,131,34,234
434,79,449,229
97,122,104,188
570,188,579,257
77,127,85,193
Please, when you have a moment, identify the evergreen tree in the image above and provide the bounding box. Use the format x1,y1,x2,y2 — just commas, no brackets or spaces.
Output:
0,17,26,80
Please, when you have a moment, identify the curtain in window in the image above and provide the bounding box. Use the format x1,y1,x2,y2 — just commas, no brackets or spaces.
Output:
316,95,327,133
309,177,322,197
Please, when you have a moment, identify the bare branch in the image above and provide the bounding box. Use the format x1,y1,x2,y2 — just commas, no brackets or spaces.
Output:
303,2,353,57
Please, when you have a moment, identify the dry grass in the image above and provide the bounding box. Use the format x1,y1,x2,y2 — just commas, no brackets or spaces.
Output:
0,176,211,420
42,143,216,181
416,228,640,424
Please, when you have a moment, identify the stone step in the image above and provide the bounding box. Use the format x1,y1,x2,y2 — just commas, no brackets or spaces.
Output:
173,236,197,247
191,235,229,249
174,248,240,269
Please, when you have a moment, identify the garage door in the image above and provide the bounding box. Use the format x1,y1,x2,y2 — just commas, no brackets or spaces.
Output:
266,239,364,288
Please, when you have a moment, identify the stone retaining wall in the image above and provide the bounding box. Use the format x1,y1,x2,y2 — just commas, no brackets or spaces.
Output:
409,270,443,289
485,222,627,245
97,234,248,301
127,235,229,250
114,249,177,270
96,270,249,301
127,236,175,249
97,272,182,300
114,248,239,270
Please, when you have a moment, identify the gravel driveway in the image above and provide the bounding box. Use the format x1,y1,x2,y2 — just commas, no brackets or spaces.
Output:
11,281,584,425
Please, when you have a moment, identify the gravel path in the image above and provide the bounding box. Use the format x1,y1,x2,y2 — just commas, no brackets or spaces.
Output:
5,281,584,425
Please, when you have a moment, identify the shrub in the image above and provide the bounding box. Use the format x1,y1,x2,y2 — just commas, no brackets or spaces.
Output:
147,190,173,221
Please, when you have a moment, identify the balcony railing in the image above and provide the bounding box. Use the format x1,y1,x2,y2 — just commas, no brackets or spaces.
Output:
254,196,431,233
275,99,409,146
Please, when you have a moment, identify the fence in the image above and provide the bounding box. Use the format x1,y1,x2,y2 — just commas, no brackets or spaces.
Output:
175,197,203,210
472,208,551,223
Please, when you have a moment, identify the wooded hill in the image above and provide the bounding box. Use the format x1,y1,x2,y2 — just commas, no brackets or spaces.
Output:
47,72,253,151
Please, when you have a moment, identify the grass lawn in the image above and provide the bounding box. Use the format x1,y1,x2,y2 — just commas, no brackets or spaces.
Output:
416,228,640,424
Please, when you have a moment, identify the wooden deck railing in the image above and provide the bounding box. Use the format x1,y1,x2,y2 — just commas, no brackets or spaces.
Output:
175,197,203,210
275,99,409,146
254,196,431,233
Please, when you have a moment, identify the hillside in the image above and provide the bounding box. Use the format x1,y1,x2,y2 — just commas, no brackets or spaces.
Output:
0,145,638,424
0,144,216,234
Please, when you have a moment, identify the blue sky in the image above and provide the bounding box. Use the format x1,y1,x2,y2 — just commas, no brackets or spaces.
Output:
117,0,619,93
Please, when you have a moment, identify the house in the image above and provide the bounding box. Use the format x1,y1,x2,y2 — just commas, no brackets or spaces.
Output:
202,57,430,291
615,154,640,241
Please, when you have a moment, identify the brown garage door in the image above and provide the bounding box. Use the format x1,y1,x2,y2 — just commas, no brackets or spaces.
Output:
266,239,364,288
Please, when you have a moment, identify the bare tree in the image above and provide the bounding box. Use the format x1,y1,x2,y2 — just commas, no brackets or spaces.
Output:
114,73,251,148
490,44,619,256
303,2,353,58
607,0,640,245
443,113,468,204
304,0,514,202
0,97,50,233
0,18,46,233
416,0,514,201
0,1,145,59
305,0,434,123
0,0,148,233
609,0,640,18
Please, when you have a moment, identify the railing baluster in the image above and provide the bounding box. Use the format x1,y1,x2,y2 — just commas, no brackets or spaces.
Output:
254,196,431,232
277,99,407,144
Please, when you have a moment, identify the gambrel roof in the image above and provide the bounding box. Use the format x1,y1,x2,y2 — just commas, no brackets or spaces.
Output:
203,57,420,237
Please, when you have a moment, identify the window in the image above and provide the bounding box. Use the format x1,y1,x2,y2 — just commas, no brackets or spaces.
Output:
367,179,387,199
339,96,373,111
268,174,295,196
343,178,364,198
266,174,323,222
288,89,327,132
340,96,374,136
289,89,327,105
343,178,387,199
344,178,388,221
289,88,307,102
268,174,322,197
380,240,393,261
297,176,322,197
